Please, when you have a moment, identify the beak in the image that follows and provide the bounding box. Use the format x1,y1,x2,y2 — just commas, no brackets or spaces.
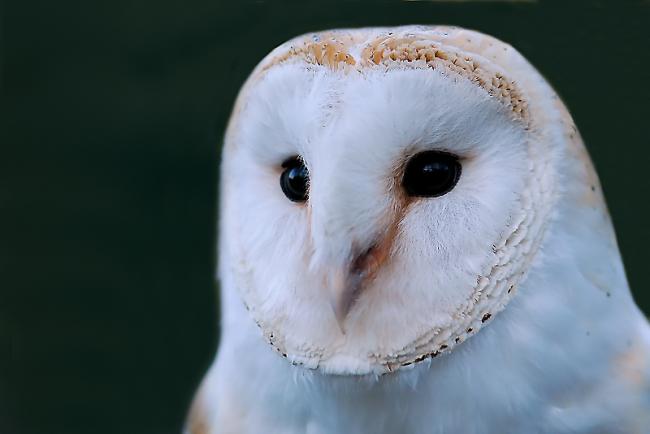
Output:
328,236,394,331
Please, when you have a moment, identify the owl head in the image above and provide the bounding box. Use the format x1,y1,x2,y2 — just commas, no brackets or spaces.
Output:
218,26,602,375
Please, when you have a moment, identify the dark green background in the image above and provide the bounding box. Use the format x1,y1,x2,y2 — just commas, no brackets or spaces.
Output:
2,1,648,433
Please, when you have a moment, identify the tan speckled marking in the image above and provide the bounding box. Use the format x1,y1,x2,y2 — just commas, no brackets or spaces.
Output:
254,31,528,122
186,389,210,434
362,35,528,120
552,96,606,210
615,339,649,386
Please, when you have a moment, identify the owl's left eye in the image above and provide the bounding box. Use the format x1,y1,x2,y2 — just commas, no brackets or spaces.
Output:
402,151,461,198
280,156,309,202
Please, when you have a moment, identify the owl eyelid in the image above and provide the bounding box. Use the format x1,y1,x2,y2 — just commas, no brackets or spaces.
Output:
281,155,307,169
404,149,462,161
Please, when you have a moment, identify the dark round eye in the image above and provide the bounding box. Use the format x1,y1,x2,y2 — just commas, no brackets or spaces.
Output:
402,151,461,197
280,156,309,202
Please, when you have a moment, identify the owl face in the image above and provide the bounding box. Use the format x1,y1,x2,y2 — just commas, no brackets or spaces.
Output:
221,27,558,375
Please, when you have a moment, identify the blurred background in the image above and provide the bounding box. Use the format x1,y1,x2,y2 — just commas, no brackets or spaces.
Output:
1,0,648,433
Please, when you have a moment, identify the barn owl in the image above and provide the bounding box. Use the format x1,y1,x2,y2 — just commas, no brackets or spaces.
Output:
187,26,650,434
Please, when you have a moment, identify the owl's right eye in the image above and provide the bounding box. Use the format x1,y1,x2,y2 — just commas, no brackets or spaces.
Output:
280,157,309,202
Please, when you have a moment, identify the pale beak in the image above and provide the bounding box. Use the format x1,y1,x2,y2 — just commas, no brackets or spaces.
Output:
328,239,393,331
